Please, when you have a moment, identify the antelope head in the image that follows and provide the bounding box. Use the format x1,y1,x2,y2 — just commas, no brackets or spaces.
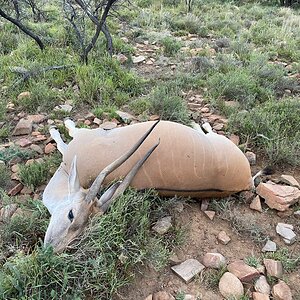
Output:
43,121,160,253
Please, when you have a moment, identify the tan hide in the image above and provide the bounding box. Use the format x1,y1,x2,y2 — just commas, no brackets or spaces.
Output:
63,121,253,198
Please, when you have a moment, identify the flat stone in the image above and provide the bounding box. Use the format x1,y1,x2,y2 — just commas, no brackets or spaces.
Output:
263,259,283,278
245,151,256,165
227,260,260,283
219,272,244,299
32,135,47,143
217,231,231,245
27,114,46,124
54,104,72,112
44,143,56,154
116,110,136,123
100,121,117,130
262,240,277,252
200,199,209,211
0,204,18,221
132,55,146,64
256,182,300,211
15,138,32,147
171,259,205,283
8,183,24,196
152,216,172,235
250,195,263,212
280,174,299,188
254,275,271,295
276,223,296,245
253,292,270,300
30,144,43,154
149,115,160,121
183,295,196,300
93,118,102,125
202,252,227,269
213,123,224,131
203,210,215,220
153,291,174,300
272,280,292,300
12,118,33,136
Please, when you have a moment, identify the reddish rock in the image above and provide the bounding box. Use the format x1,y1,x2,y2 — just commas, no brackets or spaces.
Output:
227,260,260,283
200,107,210,113
13,118,33,136
149,115,160,121
202,252,227,269
15,138,32,147
203,210,215,220
280,174,299,188
263,259,283,278
153,291,174,300
272,280,292,300
219,272,244,299
256,182,300,211
250,196,263,212
100,121,117,130
45,143,56,154
27,114,46,123
93,117,102,125
252,292,270,300
20,186,33,195
229,134,240,145
8,183,24,196
32,135,47,143
217,231,231,245
84,119,92,126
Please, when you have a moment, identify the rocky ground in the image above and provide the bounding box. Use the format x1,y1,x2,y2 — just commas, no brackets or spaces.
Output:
1,31,300,300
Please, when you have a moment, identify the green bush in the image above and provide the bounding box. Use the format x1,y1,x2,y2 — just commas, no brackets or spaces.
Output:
160,36,183,56
229,98,300,166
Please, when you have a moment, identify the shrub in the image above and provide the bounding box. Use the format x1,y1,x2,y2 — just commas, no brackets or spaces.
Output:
229,98,300,166
160,36,183,56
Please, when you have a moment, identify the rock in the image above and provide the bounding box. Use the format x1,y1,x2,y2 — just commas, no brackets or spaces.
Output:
203,210,215,220
200,199,209,211
21,186,33,195
149,115,160,121
172,202,184,213
254,276,271,295
183,295,195,300
44,143,56,154
276,223,296,245
116,54,128,64
11,207,32,219
169,253,181,265
263,259,283,278
294,210,300,218
93,118,102,125
227,260,260,283
30,144,43,154
219,272,244,299
84,120,92,126
229,134,240,146
171,259,205,283
132,55,146,64
202,252,227,269
8,183,24,196
252,292,270,300
11,164,20,173
250,195,263,212
144,295,153,300
213,123,224,131
153,291,174,300
27,114,46,124
0,204,18,221
17,91,31,100
272,280,292,300
262,240,277,252
13,118,33,136
217,231,231,245
100,121,117,130
54,104,72,112
15,138,32,147
32,135,47,143
280,174,299,188
240,190,255,202
245,151,256,165
116,110,135,123
256,182,300,211
277,209,293,218
152,216,172,235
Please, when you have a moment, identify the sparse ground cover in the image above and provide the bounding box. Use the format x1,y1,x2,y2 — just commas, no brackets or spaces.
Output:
0,0,300,299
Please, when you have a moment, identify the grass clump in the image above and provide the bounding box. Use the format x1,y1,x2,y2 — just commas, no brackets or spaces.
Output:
148,83,190,125
0,189,181,299
202,265,227,290
160,36,183,56
0,147,34,164
93,105,119,120
0,164,10,189
129,98,151,115
244,255,261,268
229,98,300,166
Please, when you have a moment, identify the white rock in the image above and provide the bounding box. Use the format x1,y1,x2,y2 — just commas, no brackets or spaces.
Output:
152,216,172,235
219,272,244,299
132,55,146,64
254,276,271,295
262,240,277,252
276,223,296,245
171,259,205,283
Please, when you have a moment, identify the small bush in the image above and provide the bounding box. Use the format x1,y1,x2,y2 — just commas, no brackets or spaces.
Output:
160,36,183,56
229,98,300,166
129,98,151,115
0,147,34,164
93,105,119,120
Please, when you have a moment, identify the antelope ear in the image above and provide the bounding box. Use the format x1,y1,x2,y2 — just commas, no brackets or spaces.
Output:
68,156,81,195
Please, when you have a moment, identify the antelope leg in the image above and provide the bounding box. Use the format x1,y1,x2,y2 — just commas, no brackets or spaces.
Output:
64,118,78,137
85,120,160,203
98,140,160,211
50,127,67,155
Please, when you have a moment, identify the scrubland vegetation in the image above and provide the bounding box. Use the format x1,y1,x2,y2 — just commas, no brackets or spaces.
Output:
0,0,299,298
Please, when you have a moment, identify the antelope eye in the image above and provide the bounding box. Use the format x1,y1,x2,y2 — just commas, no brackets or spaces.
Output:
68,210,74,222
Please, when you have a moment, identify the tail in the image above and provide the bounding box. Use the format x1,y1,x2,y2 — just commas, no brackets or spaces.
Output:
252,166,275,181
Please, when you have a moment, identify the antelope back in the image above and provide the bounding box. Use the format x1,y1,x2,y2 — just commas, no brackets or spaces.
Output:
62,121,253,198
